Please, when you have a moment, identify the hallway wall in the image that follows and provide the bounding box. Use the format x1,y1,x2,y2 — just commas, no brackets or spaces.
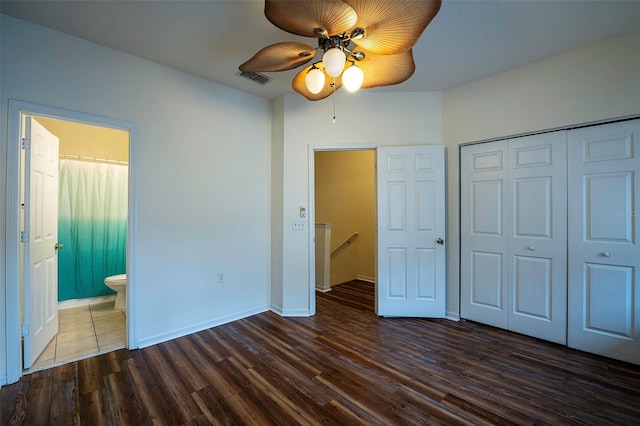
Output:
315,150,375,286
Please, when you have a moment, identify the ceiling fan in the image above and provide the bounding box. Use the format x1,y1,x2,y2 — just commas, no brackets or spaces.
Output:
239,0,442,101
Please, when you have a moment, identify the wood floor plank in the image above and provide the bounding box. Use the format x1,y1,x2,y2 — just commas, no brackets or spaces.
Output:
78,389,112,426
2,377,26,425
49,363,79,419
139,345,203,422
174,335,242,399
20,368,54,424
103,370,148,425
392,386,477,426
123,353,184,424
246,363,354,425
158,339,210,393
442,389,538,425
215,357,304,425
3,280,640,425
191,385,246,425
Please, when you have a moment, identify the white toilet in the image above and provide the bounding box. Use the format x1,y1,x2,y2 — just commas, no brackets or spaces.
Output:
104,274,127,310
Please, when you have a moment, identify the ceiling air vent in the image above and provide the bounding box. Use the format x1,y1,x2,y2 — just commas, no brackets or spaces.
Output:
237,71,271,85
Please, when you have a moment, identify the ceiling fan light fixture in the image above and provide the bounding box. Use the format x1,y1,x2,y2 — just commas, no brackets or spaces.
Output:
305,64,325,94
323,47,346,77
342,63,364,93
245,0,443,101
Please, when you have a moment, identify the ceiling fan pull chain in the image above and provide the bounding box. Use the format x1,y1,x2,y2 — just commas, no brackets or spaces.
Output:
332,78,337,123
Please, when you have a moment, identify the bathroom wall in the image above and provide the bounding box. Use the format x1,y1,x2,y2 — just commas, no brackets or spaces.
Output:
314,150,375,286
35,116,129,161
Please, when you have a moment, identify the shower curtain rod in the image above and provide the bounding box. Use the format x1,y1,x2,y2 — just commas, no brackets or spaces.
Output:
59,153,128,166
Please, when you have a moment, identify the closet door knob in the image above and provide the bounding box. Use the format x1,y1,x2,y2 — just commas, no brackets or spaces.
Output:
55,243,64,250
600,251,611,257
436,238,444,245
527,246,536,251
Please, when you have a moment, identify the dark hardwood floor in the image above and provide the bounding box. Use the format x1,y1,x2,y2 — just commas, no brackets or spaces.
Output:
2,280,640,425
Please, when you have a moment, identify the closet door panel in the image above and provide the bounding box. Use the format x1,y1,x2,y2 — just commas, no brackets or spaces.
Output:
461,141,509,328
568,119,640,365
507,133,567,344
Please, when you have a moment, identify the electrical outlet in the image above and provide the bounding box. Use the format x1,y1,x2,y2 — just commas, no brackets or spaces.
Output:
292,220,306,230
217,273,224,283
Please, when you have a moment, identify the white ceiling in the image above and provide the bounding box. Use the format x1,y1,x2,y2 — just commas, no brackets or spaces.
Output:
2,0,640,100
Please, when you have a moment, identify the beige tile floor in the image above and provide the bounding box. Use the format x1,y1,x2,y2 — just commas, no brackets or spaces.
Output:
27,301,126,372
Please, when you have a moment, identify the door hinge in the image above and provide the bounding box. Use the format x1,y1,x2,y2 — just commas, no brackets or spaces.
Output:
21,231,29,243
21,324,30,337
22,138,30,150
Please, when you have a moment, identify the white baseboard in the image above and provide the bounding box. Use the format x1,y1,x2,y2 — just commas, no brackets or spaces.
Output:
315,287,332,293
58,295,116,310
274,308,311,317
270,304,283,315
270,304,312,316
446,311,460,321
137,305,269,349
356,275,376,283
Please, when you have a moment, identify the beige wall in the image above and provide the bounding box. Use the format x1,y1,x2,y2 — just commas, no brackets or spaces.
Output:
315,150,375,286
35,116,129,161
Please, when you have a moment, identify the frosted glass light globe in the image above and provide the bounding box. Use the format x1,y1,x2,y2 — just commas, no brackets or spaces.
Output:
323,48,346,77
342,64,364,93
305,66,325,94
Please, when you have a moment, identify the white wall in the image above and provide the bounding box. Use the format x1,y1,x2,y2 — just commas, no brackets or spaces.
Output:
442,29,640,318
1,15,272,382
270,97,285,312
273,91,443,314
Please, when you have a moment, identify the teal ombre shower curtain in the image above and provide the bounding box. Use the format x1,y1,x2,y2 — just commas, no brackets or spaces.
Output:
58,159,128,301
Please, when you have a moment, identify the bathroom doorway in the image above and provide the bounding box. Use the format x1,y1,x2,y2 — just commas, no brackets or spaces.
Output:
25,116,129,372
5,100,137,382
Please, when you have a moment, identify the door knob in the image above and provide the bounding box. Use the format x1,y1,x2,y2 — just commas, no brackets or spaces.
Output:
55,243,64,250
436,238,444,245
600,251,611,257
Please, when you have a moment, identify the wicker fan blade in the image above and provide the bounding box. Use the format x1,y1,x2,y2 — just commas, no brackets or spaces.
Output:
356,49,416,89
265,0,357,38
239,42,316,72
292,65,343,101
345,0,442,55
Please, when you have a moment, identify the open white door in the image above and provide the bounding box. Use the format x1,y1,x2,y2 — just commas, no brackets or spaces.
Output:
23,117,60,368
377,145,446,317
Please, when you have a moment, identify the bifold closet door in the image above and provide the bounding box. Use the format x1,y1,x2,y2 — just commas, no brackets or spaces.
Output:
461,133,567,344
506,133,567,344
567,119,640,365
461,140,509,329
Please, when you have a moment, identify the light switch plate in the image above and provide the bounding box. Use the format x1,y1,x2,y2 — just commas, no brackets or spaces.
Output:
292,220,306,230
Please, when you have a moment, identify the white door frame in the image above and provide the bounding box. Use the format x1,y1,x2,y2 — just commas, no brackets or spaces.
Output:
5,100,138,384
308,144,378,316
